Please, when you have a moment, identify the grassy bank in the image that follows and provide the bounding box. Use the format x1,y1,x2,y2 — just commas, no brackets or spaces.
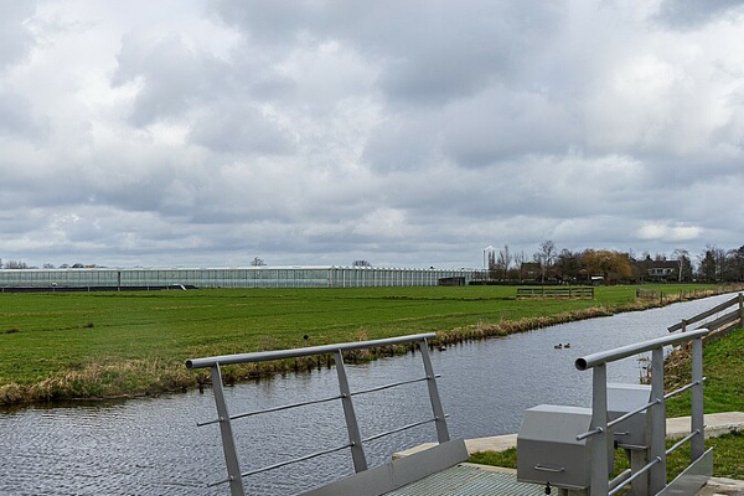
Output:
470,327,744,479
0,283,730,406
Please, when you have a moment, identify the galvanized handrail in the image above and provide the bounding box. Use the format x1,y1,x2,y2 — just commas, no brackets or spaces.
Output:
574,328,709,496
186,333,450,496
185,333,435,369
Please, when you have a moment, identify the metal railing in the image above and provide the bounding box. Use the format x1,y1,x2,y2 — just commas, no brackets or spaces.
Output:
574,328,709,496
668,292,744,335
185,333,449,496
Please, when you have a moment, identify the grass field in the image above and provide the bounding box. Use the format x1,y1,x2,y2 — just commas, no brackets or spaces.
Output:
0,283,725,404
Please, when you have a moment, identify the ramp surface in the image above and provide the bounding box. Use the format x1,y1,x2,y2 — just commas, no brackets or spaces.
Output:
384,464,543,496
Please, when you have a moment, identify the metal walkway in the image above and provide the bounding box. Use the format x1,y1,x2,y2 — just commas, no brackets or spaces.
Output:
384,465,543,496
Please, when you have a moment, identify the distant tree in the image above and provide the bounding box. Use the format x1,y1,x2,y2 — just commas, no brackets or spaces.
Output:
59,263,69,269
535,240,557,283
698,249,717,282
496,245,511,280
487,251,497,279
555,249,581,281
4,260,28,269
352,259,372,267
581,249,632,282
251,257,266,267
43,263,56,269
71,263,84,268
727,245,744,281
671,249,693,282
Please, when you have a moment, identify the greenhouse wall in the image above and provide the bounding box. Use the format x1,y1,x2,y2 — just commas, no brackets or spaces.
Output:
0,267,475,290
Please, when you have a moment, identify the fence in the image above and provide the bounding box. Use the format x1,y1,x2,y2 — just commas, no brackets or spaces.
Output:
185,333,462,496
668,292,744,335
516,287,594,299
574,329,711,496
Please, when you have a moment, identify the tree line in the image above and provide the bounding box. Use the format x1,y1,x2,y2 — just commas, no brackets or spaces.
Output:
484,242,744,284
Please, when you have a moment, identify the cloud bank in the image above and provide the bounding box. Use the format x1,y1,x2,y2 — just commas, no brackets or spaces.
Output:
1,0,744,268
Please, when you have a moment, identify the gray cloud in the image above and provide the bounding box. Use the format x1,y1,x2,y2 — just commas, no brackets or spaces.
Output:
0,91,47,140
112,33,233,126
0,1,37,72
656,0,744,28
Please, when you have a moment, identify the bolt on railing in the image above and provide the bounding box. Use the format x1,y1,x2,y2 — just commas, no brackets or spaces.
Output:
574,328,708,496
185,333,449,496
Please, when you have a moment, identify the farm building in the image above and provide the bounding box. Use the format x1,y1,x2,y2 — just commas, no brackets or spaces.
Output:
0,266,476,291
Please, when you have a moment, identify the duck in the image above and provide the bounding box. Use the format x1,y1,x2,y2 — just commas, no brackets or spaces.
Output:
564,343,571,348
554,343,563,349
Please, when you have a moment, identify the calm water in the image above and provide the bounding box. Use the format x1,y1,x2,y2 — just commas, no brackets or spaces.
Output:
0,293,733,496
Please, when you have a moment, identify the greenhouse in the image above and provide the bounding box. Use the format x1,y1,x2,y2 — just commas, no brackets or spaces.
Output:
0,266,476,291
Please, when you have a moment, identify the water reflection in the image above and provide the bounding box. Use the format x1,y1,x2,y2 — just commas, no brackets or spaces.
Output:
0,293,733,495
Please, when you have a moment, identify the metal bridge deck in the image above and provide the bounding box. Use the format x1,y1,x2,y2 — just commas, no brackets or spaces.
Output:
384,464,543,496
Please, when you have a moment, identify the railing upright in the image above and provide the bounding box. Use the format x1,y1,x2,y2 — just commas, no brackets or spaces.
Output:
589,365,609,496
334,350,368,472
419,338,450,443
211,364,246,496
647,347,667,495
691,337,705,460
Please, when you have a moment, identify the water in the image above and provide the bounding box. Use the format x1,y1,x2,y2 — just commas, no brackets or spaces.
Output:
0,293,733,495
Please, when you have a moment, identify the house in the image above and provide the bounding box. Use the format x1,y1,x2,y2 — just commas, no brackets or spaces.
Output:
645,260,680,282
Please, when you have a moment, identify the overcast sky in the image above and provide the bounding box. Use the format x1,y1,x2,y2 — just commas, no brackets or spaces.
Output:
2,0,744,269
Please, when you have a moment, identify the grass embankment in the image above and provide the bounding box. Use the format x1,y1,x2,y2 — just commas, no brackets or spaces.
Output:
0,283,730,406
470,327,744,479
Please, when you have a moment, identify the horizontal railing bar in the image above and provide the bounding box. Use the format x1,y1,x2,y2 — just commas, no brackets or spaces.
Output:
240,443,353,479
362,418,436,443
197,394,344,427
186,333,436,369
666,430,700,456
207,477,231,488
576,426,603,441
351,376,437,397
664,378,705,400
575,329,709,370
608,469,632,492
668,295,740,331
607,399,660,429
607,456,661,496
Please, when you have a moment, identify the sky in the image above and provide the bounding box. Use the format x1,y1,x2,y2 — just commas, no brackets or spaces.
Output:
2,0,744,269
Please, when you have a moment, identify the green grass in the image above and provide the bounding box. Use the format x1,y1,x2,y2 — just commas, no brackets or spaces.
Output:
666,327,744,416
0,283,723,404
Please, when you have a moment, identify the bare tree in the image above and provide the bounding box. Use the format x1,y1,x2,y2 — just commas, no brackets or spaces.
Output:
496,244,511,280
251,257,266,266
352,260,372,267
537,240,557,283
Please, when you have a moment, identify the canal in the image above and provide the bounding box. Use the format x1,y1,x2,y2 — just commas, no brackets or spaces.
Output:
0,293,733,495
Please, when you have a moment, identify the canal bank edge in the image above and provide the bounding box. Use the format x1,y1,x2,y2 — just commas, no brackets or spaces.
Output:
1,285,742,407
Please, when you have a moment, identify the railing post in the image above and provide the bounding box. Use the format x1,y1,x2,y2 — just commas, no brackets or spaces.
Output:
418,338,450,443
334,350,368,472
691,337,705,460
211,364,246,496
648,347,667,494
739,293,744,328
589,364,609,496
